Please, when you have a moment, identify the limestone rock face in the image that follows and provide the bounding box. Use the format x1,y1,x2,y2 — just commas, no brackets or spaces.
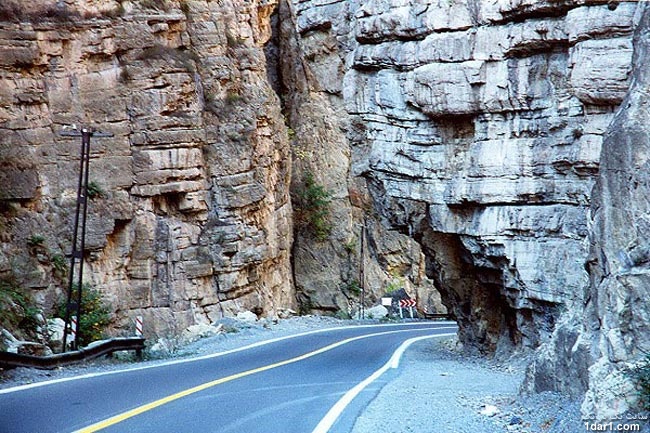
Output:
284,0,647,418
286,0,638,353
524,4,650,419
0,0,295,337
580,4,650,418
279,0,442,316
1,0,648,421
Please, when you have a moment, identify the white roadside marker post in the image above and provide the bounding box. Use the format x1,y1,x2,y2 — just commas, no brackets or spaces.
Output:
135,316,143,337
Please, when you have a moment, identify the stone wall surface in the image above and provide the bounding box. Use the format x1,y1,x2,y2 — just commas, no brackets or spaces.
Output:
285,0,649,419
286,0,636,349
525,5,650,418
278,0,443,316
580,4,650,418
0,0,296,338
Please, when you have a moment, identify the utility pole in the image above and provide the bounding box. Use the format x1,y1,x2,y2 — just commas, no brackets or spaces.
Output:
59,126,113,351
358,218,366,320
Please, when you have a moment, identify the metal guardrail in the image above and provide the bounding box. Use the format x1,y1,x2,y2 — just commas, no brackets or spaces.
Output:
423,312,452,320
0,337,145,370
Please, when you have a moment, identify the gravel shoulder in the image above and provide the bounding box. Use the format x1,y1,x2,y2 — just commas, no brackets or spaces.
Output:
353,337,589,433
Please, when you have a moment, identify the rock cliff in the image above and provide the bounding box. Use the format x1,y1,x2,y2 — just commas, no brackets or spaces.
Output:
286,0,638,351
284,0,649,418
0,0,295,337
528,4,650,419
277,0,442,317
0,0,440,341
582,6,650,418
582,5,650,416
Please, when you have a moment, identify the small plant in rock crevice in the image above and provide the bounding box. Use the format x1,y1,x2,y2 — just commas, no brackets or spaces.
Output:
86,181,105,199
385,278,403,294
343,239,357,254
27,234,45,247
334,310,351,320
225,91,243,105
51,254,68,277
342,279,361,297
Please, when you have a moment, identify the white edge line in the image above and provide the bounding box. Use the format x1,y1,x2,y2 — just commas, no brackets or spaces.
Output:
0,322,457,395
311,332,457,433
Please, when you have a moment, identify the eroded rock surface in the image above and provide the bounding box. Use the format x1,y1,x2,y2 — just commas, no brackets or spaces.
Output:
285,0,649,419
278,0,443,316
578,4,650,418
1,0,648,421
287,0,638,353
0,0,295,337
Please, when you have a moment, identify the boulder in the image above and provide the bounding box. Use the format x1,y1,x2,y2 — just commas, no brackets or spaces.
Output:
1,328,53,356
236,311,258,324
1,328,19,352
278,308,297,319
44,318,66,344
365,305,388,319
39,317,66,353
479,404,499,417
181,323,224,344
16,342,53,357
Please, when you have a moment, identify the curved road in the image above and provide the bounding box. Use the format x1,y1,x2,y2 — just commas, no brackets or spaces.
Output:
0,322,457,433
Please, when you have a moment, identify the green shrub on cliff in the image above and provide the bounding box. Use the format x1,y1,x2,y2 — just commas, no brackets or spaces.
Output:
0,277,40,347
86,181,105,199
294,171,332,242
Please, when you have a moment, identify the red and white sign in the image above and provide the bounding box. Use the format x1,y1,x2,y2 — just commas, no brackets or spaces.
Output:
399,299,416,308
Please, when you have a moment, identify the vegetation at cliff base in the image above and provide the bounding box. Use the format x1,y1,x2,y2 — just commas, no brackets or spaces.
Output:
0,277,40,349
55,284,111,347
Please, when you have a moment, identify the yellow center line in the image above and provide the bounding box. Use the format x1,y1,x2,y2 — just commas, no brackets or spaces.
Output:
75,327,453,432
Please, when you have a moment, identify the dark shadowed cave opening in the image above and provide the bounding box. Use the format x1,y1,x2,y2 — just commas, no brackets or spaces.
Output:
414,221,520,354
414,219,564,355
367,196,561,355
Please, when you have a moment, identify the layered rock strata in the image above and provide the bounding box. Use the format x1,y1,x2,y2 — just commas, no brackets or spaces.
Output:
0,0,295,337
540,4,650,418
277,0,444,316
0,0,442,341
1,0,648,420
288,0,638,353
581,3,650,409
285,0,648,418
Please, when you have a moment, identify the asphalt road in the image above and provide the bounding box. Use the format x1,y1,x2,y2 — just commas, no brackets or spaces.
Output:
0,321,457,433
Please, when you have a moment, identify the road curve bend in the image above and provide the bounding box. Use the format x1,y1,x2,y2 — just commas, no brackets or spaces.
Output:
0,321,457,433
